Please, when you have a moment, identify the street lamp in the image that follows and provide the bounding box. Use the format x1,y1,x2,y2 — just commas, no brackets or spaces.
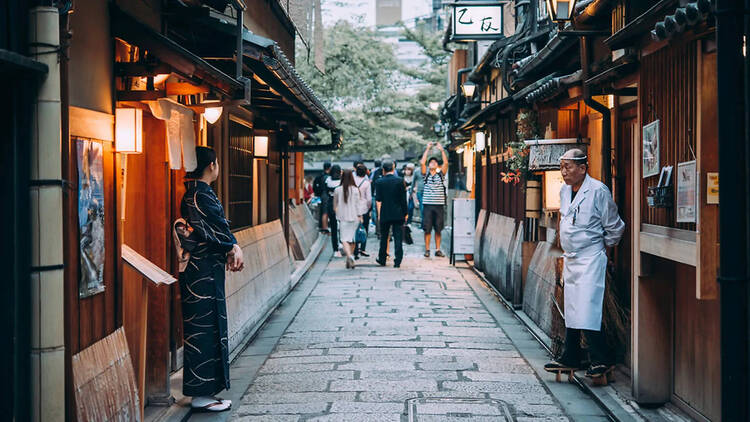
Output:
461,80,476,98
546,0,578,23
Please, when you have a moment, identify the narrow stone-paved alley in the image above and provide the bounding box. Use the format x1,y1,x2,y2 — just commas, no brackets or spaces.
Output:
189,229,609,422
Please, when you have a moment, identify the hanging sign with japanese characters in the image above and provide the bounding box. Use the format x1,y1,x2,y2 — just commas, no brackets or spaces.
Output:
451,3,505,41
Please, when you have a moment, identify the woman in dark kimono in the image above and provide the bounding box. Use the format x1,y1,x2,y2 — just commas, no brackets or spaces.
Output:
176,146,243,412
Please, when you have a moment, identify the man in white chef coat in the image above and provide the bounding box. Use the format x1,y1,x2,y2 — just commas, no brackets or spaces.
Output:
544,148,625,379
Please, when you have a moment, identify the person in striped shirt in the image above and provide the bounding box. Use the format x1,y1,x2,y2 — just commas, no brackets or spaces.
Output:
419,142,449,258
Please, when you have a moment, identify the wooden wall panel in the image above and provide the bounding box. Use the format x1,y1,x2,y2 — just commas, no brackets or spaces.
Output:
696,48,719,299
673,263,720,421
121,115,173,405
481,116,523,221
639,41,698,230
141,117,172,403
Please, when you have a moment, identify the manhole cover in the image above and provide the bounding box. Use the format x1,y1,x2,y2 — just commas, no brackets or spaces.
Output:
406,398,513,421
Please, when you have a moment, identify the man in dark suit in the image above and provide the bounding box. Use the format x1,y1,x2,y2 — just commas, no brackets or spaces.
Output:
375,161,407,268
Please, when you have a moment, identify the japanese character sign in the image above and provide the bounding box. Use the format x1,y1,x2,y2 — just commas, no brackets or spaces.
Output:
452,4,504,39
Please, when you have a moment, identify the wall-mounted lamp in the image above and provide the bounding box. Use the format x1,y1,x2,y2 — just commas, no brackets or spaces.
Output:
461,81,477,98
115,108,143,154
546,0,578,23
254,135,269,158
475,131,486,152
201,91,223,124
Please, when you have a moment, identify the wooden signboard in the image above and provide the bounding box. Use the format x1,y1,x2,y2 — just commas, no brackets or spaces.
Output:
525,139,587,171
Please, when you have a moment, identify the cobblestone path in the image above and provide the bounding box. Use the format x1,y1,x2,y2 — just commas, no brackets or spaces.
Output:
227,233,590,421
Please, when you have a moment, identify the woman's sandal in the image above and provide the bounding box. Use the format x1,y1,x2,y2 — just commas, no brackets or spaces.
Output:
192,398,232,412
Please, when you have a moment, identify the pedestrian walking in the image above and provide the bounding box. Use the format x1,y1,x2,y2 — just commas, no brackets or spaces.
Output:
419,142,449,257
374,161,407,268
313,162,332,233
176,146,243,412
326,165,342,254
544,149,625,384
370,155,390,238
353,163,372,258
403,163,419,225
334,169,364,269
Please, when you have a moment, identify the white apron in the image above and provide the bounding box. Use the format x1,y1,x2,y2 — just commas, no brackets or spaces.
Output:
559,175,625,331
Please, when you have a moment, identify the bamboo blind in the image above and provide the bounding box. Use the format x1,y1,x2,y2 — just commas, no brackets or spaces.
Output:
72,327,141,422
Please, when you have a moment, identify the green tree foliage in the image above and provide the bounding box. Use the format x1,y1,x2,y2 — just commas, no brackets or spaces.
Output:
297,20,449,160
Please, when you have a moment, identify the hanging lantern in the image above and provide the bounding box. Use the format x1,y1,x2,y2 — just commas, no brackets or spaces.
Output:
546,0,578,22
115,108,143,154
461,80,477,97
254,135,269,158
475,131,486,152
201,91,223,124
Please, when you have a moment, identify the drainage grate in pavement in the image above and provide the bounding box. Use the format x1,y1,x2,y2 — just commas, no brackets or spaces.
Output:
406,398,513,421
395,280,448,289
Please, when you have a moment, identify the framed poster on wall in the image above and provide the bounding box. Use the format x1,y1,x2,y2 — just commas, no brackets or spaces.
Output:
677,160,697,223
642,120,660,178
76,138,106,298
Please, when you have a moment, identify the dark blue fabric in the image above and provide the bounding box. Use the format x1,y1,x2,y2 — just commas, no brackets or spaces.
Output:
179,180,236,397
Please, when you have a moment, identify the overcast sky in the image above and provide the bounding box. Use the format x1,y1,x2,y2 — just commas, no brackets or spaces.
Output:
322,0,433,28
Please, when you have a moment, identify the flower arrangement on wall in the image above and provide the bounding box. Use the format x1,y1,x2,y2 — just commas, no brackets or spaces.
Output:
501,108,541,184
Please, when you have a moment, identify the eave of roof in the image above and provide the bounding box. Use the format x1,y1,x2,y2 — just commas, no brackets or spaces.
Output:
458,97,513,132
604,0,678,50
524,70,582,104
193,13,336,130
512,73,560,101
111,7,244,98
585,55,638,87
515,31,578,79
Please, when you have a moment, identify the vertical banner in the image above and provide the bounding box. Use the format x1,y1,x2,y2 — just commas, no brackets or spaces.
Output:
76,138,106,297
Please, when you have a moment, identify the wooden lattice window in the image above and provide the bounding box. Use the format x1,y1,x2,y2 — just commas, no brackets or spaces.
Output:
228,119,252,230
612,0,627,34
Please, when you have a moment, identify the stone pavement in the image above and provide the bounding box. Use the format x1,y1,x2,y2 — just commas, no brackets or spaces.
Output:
209,228,608,421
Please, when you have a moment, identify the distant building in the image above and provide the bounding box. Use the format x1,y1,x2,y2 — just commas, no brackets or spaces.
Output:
376,0,402,26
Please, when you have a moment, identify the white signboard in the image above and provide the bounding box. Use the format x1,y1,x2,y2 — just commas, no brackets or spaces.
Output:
452,199,476,254
452,5,504,40
676,160,697,223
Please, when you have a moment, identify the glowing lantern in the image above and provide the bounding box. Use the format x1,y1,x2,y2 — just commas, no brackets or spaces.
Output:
115,108,143,154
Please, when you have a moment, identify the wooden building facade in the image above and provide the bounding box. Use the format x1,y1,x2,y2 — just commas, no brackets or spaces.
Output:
7,0,337,420
444,0,724,419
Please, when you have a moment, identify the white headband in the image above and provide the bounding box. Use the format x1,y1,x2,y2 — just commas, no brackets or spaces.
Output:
559,155,587,162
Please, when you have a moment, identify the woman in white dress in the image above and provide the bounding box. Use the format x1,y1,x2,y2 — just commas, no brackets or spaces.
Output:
334,169,363,269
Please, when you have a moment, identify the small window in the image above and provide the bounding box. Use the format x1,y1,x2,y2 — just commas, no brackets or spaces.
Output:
228,119,252,230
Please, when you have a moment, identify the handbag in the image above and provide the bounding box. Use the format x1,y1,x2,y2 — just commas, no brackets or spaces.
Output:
355,223,368,244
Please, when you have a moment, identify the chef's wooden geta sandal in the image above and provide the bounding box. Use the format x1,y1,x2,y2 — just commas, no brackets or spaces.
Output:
586,364,615,386
544,360,578,382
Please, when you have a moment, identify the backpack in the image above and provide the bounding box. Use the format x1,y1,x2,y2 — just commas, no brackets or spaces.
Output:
312,173,327,196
